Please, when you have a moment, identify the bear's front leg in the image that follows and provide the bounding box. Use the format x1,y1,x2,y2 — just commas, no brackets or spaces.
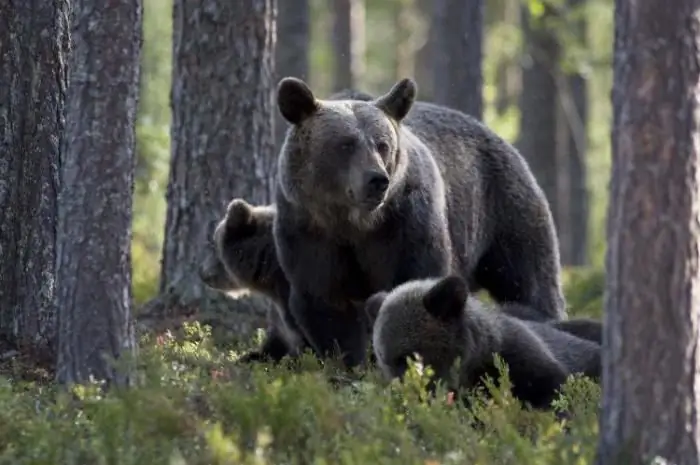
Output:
289,288,369,369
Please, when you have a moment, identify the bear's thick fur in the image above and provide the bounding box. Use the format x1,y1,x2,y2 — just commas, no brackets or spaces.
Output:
365,276,600,410
272,77,565,368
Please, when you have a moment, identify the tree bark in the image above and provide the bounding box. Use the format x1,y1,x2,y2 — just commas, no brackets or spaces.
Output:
597,0,700,463
331,0,365,92
275,0,310,155
0,0,69,360
55,0,142,386
142,0,277,341
432,0,484,119
557,0,589,266
413,0,434,101
518,5,561,230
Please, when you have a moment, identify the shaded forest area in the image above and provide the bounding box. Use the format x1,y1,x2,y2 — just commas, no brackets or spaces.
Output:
2,0,700,463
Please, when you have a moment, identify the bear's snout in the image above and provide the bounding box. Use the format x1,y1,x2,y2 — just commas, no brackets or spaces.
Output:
360,169,390,206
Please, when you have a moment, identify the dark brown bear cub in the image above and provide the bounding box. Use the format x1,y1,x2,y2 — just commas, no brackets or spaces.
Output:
273,77,565,368
199,198,308,363
365,276,601,410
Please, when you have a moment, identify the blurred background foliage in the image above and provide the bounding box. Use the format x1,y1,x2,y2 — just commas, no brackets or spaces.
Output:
133,0,611,313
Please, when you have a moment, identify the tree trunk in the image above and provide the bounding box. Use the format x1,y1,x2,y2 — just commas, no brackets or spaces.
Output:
517,5,561,231
597,0,700,463
413,0,434,101
432,0,484,119
495,0,522,116
393,0,418,83
557,0,589,266
331,0,365,91
275,0,310,155
0,1,68,363
140,0,278,342
55,0,142,386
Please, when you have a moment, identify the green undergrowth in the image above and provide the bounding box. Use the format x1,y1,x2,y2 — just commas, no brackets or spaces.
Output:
0,321,601,465
0,268,604,464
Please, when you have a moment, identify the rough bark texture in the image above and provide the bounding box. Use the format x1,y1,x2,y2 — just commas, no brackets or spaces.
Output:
55,0,142,386
557,0,589,266
331,0,365,91
597,0,700,463
274,0,309,155
432,0,484,119
0,1,68,360
143,0,277,342
518,6,561,229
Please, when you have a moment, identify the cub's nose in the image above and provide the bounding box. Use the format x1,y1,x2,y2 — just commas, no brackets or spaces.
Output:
364,171,390,199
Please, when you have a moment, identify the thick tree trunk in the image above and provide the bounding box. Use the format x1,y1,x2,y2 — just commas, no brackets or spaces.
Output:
518,6,561,230
0,1,68,361
55,0,142,386
597,0,700,463
432,0,484,119
275,0,310,155
141,0,277,341
331,0,365,91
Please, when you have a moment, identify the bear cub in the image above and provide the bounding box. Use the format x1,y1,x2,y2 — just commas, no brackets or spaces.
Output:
365,276,601,410
199,198,308,363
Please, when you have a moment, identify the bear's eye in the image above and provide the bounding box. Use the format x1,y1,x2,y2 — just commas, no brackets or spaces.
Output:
376,141,389,154
338,138,357,153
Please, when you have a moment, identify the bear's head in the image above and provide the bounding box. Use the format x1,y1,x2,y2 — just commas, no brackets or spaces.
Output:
198,243,235,292
209,198,276,291
365,275,468,382
276,77,417,221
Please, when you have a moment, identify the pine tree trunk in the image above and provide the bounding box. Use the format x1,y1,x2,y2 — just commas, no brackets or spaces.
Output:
556,0,589,266
565,0,589,266
413,0,434,101
518,5,561,231
55,0,142,386
139,0,278,342
275,0,310,155
597,0,700,463
0,1,69,363
432,0,484,119
331,0,365,91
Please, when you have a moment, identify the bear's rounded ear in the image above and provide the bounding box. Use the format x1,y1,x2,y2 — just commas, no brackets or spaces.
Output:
277,77,319,125
423,275,467,321
364,291,388,328
374,78,417,122
225,198,254,229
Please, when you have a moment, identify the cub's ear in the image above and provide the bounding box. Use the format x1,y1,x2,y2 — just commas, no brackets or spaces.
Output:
374,78,417,122
225,198,254,230
277,77,320,125
423,276,467,321
364,291,388,328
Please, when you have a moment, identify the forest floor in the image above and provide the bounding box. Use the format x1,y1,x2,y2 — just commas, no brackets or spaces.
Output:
0,321,602,464
0,268,605,464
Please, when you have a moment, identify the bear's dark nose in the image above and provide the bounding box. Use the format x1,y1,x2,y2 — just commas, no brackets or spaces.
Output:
365,171,390,199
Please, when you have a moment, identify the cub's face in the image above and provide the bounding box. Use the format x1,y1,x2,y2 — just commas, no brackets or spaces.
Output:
210,198,275,289
365,276,469,382
198,243,236,291
276,77,418,215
